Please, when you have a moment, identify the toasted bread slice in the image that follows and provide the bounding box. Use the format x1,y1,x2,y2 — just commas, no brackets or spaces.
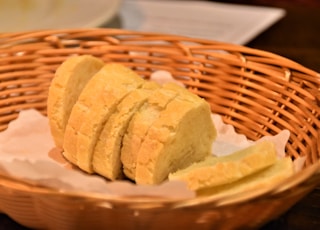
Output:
197,157,294,197
92,81,160,180
63,63,145,172
135,85,216,185
47,55,104,148
169,141,278,190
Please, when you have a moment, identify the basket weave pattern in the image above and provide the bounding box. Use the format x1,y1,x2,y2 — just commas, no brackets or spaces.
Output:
0,29,320,229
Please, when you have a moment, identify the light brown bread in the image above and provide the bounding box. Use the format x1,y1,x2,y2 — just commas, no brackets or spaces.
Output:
47,55,104,148
169,141,278,190
197,157,294,197
63,63,145,173
48,56,292,199
92,81,160,180
135,84,217,185
120,83,181,180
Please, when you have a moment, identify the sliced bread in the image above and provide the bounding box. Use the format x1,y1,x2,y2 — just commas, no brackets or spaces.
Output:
135,84,217,185
92,81,160,180
47,55,104,148
197,157,294,197
120,83,181,180
169,141,278,190
63,63,145,173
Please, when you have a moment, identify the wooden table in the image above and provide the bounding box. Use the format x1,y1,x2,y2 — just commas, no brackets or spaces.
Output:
0,1,319,229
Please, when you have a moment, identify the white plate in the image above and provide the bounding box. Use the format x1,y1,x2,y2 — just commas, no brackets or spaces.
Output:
0,0,122,32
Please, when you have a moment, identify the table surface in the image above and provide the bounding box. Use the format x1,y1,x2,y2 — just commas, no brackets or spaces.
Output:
1,1,320,229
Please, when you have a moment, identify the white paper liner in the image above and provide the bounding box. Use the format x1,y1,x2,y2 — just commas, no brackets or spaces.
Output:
211,114,290,158
0,110,194,199
0,70,304,199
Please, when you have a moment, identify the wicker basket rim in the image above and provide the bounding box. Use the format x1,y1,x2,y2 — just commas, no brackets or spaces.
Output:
0,28,319,76
0,155,319,209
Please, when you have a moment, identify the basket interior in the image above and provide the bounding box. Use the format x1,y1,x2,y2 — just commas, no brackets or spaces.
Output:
0,28,320,167
0,28,320,230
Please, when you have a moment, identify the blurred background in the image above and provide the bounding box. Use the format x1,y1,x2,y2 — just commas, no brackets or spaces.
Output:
215,0,320,6
212,0,320,72
0,0,318,72
112,0,320,72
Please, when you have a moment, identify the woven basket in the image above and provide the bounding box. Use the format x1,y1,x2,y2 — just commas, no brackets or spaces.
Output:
0,28,320,230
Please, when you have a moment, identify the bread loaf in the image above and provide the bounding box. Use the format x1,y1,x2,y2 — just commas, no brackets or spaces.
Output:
169,141,278,190
92,81,160,180
63,63,145,173
121,83,191,180
47,55,104,148
135,84,217,185
48,56,291,197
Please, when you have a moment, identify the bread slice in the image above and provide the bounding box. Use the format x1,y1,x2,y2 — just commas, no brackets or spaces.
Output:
63,63,145,173
92,81,160,180
120,83,181,180
47,55,104,148
169,141,278,190
197,157,294,197
135,84,217,185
